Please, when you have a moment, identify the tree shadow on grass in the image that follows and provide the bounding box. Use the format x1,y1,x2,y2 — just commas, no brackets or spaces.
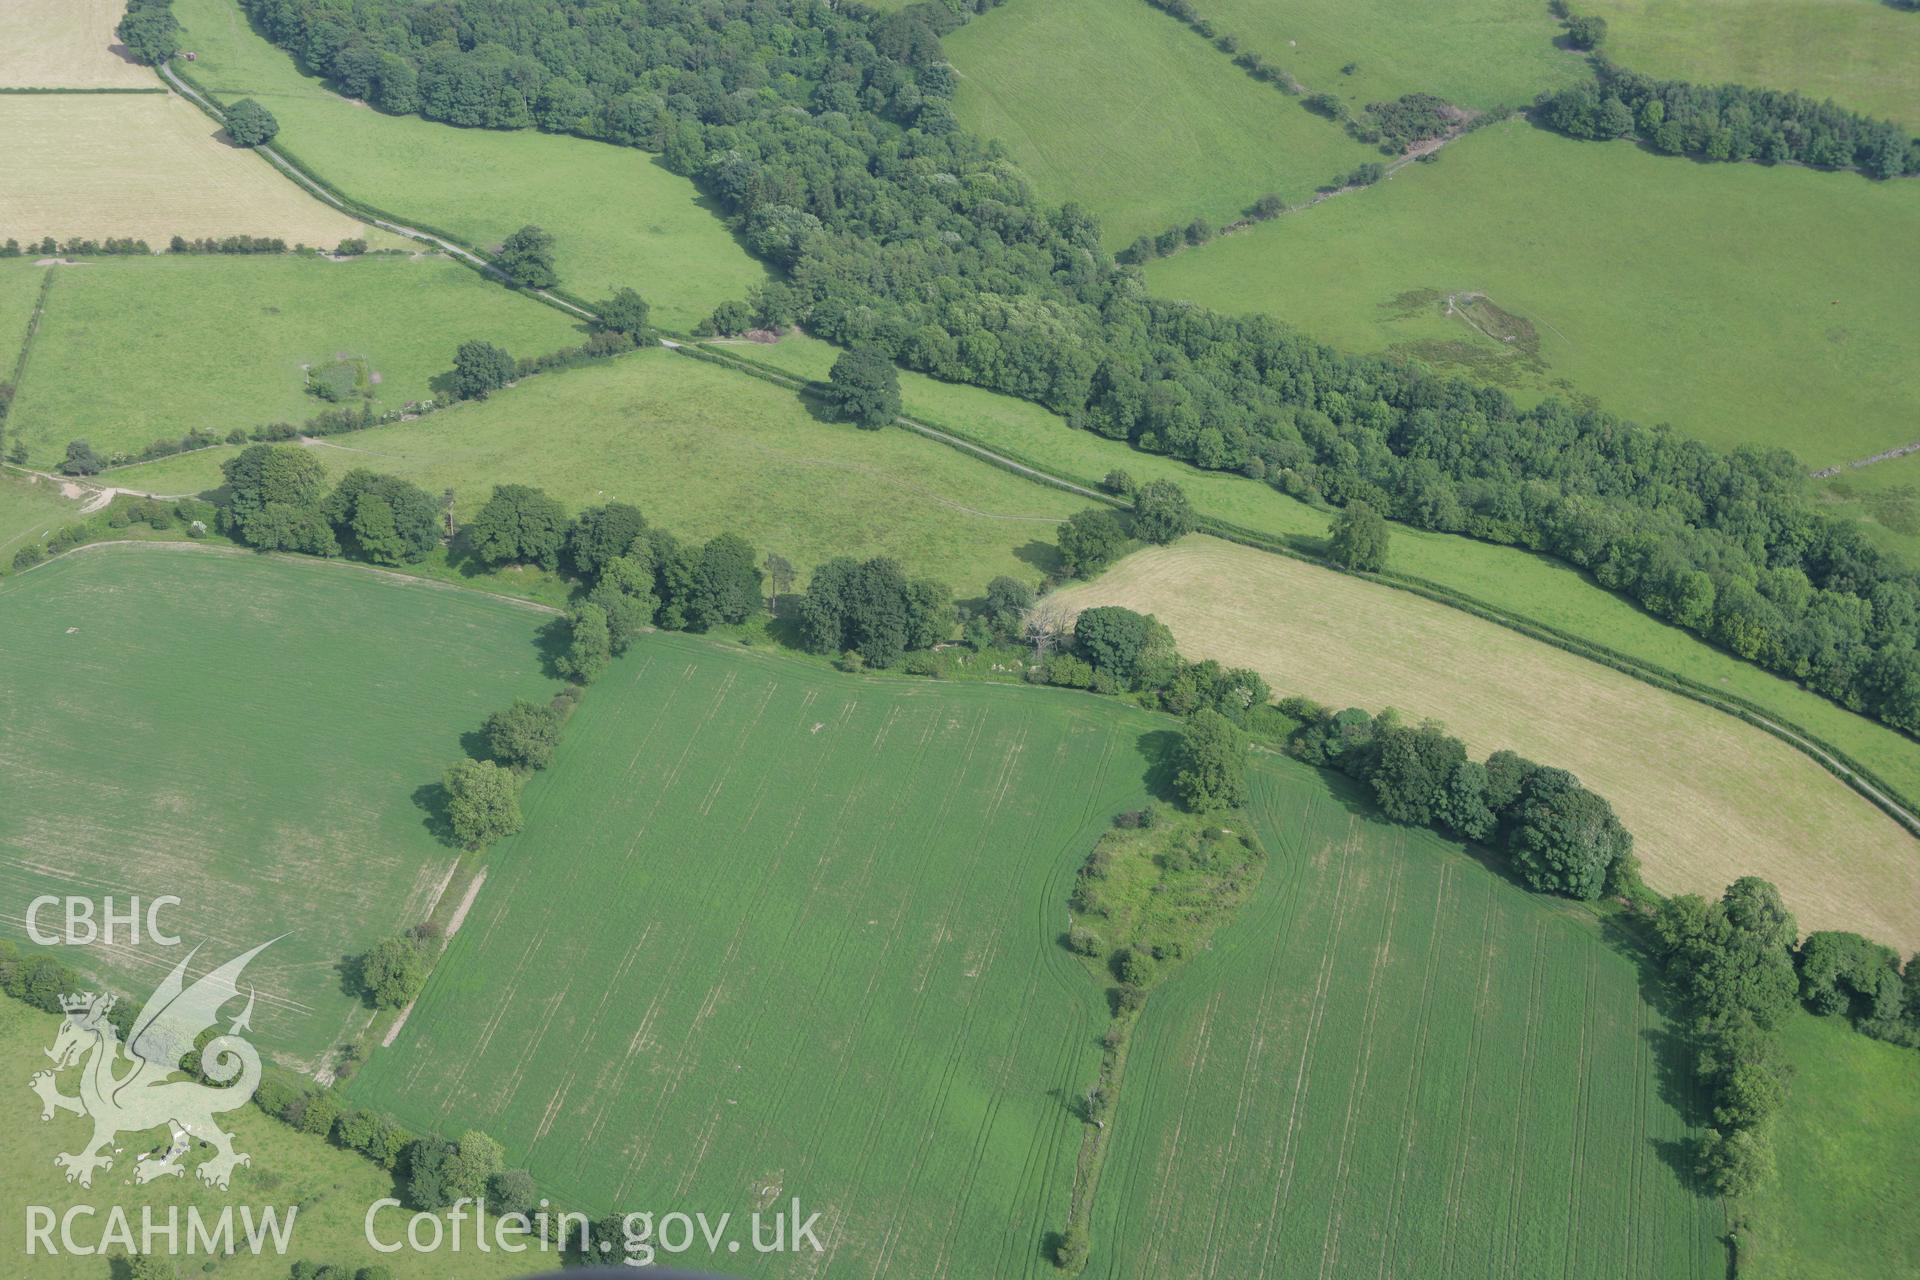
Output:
1014,539,1063,576
799,386,841,425
1038,1230,1067,1270
1134,729,1182,803
764,607,810,651
533,615,573,679
335,952,371,1005
412,780,457,847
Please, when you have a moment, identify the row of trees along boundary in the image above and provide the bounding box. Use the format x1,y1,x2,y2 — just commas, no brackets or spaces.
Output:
135,52,1920,843
686,338,1920,839
159,59,603,324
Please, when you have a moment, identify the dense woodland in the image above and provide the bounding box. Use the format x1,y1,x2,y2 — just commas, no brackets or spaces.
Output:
230,0,1920,740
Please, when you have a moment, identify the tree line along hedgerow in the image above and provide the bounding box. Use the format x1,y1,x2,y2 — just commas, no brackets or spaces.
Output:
233,0,1920,743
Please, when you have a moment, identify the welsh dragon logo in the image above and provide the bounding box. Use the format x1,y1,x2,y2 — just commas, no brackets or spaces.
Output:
29,940,274,1191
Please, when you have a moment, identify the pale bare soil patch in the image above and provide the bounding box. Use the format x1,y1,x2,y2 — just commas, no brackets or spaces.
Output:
1052,538,1920,949
0,0,156,88
0,95,368,245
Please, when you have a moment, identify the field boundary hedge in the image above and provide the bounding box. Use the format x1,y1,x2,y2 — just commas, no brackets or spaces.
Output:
115,50,1920,837
684,339,1920,837
158,60,601,324
2,268,58,454
0,86,168,95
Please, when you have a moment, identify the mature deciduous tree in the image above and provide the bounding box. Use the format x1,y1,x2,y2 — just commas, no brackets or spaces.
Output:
466,484,568,569
443,759,522,849
826,346,901,428
496,225,558,289
484,698,564,771
224,98,280,147
1327,501,1390,571
450,340,516,400
1057,509,1132,579
1172,709,1249,812
358,935,427,1009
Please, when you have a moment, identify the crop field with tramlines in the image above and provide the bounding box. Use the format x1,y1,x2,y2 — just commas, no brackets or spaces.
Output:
0,999,541,1279
0,545,554,1068
347,632,1161,1273
1086,763,1723,1278
344,629,1720,1276
2,0,1915,1275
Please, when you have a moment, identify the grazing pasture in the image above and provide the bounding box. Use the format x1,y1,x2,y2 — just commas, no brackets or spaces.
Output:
730,334,1920,813
171,0,769,327
1087,763,1722,1278
349,633,1161,1271
1050,538,1920,950
0,544,556,1068
1146,121,1920,470
111,349,1095,593
1741,1014,1920,1280
1818,455,1920,568
1583,0,1920,129
0,0,159,89
0,93,375,250
0,1000,536,1278
1196,0,1580,110
946,0,1378,246
5,254,580,466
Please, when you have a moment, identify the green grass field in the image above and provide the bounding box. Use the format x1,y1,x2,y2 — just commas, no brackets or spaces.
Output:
1145,119,1920,470
346,634,1719,1275
0,258,48,357
723,334,1920,818
5,253,580,466
171,0,769,328
110,348,1095,594
0,471,87,561
0,544,556,1069
348,632,1164,1272
1584,0,1920,128
1742,1014,1920,1280
947,0,1379,246
1817,453,1920,567
1196,0,1582,110
1086,764,1723,1278
0,998,537,1277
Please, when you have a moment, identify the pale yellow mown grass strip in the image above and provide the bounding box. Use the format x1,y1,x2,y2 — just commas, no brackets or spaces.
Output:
0,0,156,88
0,95,374,246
